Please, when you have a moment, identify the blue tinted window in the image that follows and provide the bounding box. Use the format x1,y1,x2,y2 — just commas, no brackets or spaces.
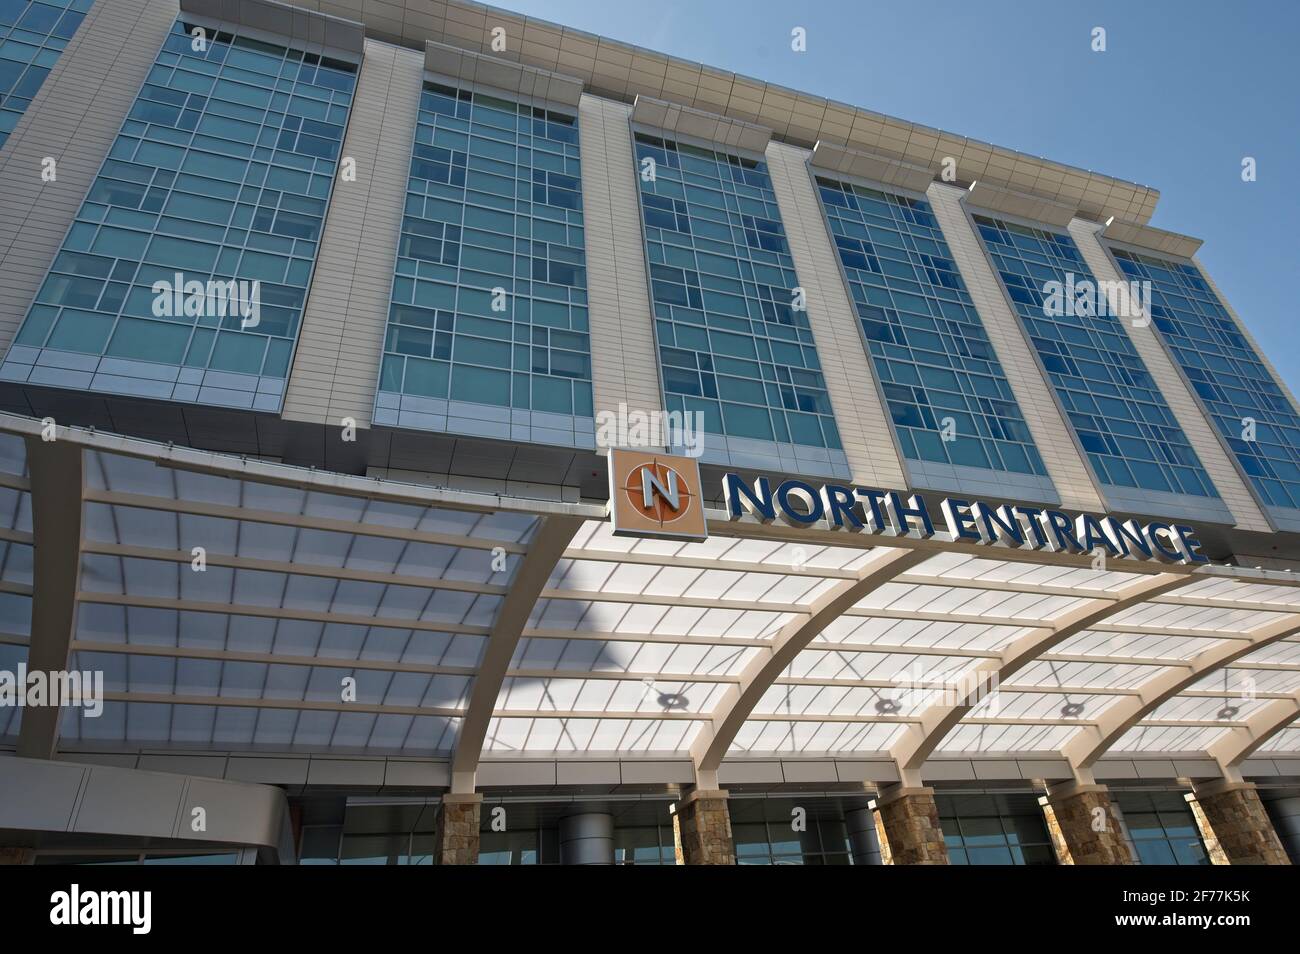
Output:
635,133,845,473
975,215,1219,500
1114,249,1300,515
0,0,92,150
818,178,1047,480
3,19,355,411
374,82,591,447
936,794,1056,866
1113,791,1209,866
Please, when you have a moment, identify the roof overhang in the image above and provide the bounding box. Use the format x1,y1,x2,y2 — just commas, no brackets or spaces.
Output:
2,413,1296,792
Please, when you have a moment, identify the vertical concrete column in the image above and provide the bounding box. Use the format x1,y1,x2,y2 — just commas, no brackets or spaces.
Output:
559,811,615,865
1067,218,1271,531
0,0,177,359
433,793,483,865
0,847,34,865
844,805,884,865
1040,781,1135,865
672,787,735,865
872,785,949,865
1186,781,1291,866
764,141,907,489
284,40,425,430
576,95,664,431
926,183,1104,512
1263,794,1300,864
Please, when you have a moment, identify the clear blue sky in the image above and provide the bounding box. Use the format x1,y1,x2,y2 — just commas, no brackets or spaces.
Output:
499,0,1300,392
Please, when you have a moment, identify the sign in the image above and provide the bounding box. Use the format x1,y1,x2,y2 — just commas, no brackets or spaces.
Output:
608,449,707,541
604,455,1212,566
722,473,1211,566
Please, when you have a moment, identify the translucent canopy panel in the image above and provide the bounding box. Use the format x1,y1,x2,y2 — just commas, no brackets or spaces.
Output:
1203,667,1300,695
1221,639,1300,667
1009,659,1169,691
549,557,843,608
0,539,31,591
483,716,702,754
1108,723,1235,754
1143,693,1272,723
72,649,473,710
80,554,504,627
785,647,990,684
938,722,1084,753
0,432,30,742
495,675,730,717
1052,629,1230,662
1175,576,1300,610
52,445,548,754
851,582,1092,624
527,596,796,641
569,519,877,573
511,635,756,678
730,719,908,756
83,502,514,587
85,449,538,545
0,618,26,738
905,551,1144,594
75,604,487,668
967,690,1127,723
1108,600,1292,634
61,702,460,753
814,616,1037,654
1259,727,1300,752
756,682,933,720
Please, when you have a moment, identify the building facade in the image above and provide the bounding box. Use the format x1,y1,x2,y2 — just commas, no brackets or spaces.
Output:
0,0,1298,866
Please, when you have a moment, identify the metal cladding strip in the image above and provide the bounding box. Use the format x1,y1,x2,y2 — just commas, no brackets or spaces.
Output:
16,435,82,760
0,755,296,862
1208,689,1300,775
890,571,1195,774
448,514,585,791
691,547,930,776
1064,614,1300,770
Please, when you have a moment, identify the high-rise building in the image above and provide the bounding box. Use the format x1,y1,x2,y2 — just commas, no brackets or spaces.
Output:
0,0,1297,868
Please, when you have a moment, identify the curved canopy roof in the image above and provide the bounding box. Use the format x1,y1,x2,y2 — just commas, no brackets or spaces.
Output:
3,412,1297,791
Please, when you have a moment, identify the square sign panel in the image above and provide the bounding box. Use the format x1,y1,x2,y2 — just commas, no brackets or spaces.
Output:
608,448,708,541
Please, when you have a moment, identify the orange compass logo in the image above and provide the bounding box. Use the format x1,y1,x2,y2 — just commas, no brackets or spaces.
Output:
624,459,692,524
608,449,708,541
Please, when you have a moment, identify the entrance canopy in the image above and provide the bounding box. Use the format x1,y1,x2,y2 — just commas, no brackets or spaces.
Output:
2,412,1297,791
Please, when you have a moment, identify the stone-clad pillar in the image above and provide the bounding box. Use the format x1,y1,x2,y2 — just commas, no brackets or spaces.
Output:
433,793,483,866
672,788,735,865
1040,781,1134,865
1187,781,1291,866
872,786,949,865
